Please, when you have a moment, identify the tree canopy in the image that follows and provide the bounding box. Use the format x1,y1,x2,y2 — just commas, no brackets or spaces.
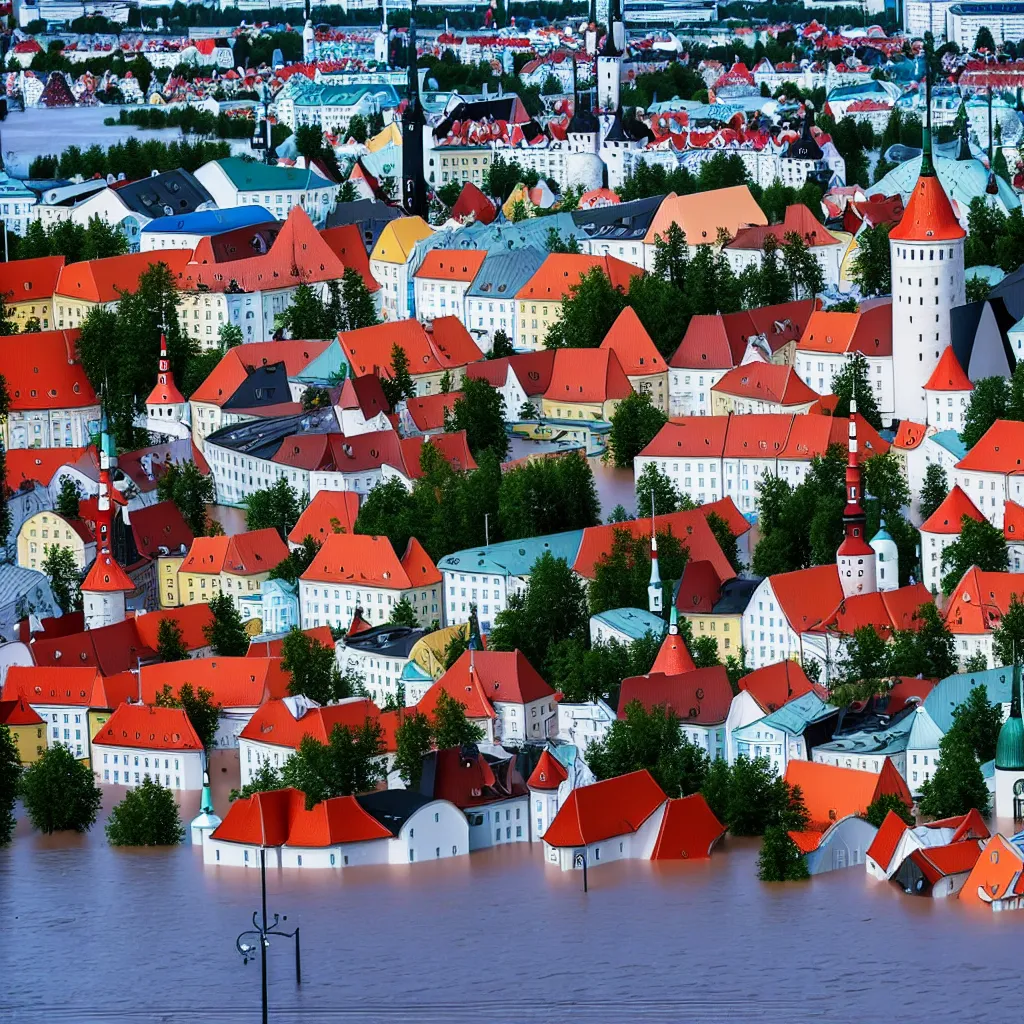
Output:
20,744,102,834
106,778,186,846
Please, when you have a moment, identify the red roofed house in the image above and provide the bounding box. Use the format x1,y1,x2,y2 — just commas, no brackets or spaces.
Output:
238,695,387,786
599,306,668,413
528,748,570,839
918,485,984,595
0,254,64,332
139,656,291,748
299,533,441,630
649,793,727,860
177,528,289,613
335,374,391,436
92,702,205,790
710,362,819,416
413,248,487,324
0,696,45,763
924,345,973,435
400,391,462,437
541,347,633,423
417,649,557,744
943,568,1024,669
953,419,1024,530
0,329,100,450
784,757,912,874
203,786,469,869
542,769,670,870
288,489,360,549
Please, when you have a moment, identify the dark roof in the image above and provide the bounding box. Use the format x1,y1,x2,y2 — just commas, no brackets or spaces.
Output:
434,96,532,138
786,115,823,161
601,111,652,144
220,362,296,413
343,624,427,658
206,407,339,459
573,194,664,242
949,297,1016,380
713,576,763,615
115,169,213,220
988,264,1024,323
356,789,432,835
204,222,281,264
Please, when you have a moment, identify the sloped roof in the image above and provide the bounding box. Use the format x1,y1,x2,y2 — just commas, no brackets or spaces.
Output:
288,489,360,546
404,391,461,432
55,250,192,304
543,347,632,405
82,550,134,594
337,316,483,378
618,665,733,725
132,604,213,654
413,248,487,282
738,660,817,712
955,419,1024,474
711,363,818,407
0,329,97,411
92,703,202,751
644,186,767,246
888,172,965,242
784,757,912,831
139,657,290,708
516,253,641,301
190,341,331,407
650,793,726,860
543,769,667,847
920,485,984,534
650,622,696,675
0,696,43,726
239,697,382,748
769,564,843,633
301,533,440,588
3,665,138,709
0,254,64,303
866,809,909,871
943,568,1024,635
436,649,554,706
370,216,432,264
7,447,88,490
924,345,973,391
128,500,194,559
528,748,569,790
599,306,664,376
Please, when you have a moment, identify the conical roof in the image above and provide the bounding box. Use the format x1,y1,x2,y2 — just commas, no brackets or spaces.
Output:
996,661,1024,770
923,346,973,392
82,549,134,593
650,606,695,675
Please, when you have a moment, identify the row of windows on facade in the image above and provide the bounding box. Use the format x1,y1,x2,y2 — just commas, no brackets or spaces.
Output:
106,770,181,786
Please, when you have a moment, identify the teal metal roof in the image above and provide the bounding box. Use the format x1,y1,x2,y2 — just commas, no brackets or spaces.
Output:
290,83,400,108
436,529,584,578
738,690,834,737
294,340,346,385
414,213,578,269
813,710,915,758
907,705,945,750
214,156,334,192
996,663,1024,770
400,660,433,684
872,153,1019,216
930,430,967,461
591,607,667,642
966,265,1006,286
924,666,1015,735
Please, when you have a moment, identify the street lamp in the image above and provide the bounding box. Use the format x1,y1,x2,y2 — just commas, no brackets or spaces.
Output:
574,851,589,893
235,847,302,1024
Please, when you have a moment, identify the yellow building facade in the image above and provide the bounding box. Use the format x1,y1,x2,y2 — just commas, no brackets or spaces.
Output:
17,511,92,572
158,554,186,608
516,298,561,352
681,610,743,661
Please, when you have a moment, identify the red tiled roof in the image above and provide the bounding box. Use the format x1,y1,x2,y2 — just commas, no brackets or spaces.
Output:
943,568,1024,635
92,702,202,751
404,391,461,431
451,181,496,224
638,417,730,459
912,840,983,882
921,485,983,534
247,626,336,659
0,254,64,303
711,363,818,408
955,420,1024,474
128,500,194,559
139,657,290,708
516,253,641,301
0,696,44,726
190,341,331,407
797,302,892,358
543,769,667,847
618,665,732,725
399,432,477,478
55,250,193,304
812,583,934,639
650,625,696,675
180,528,288,577
430,747,528,809
413,248,486,282
3,665,138,708
770,564,843,633
82,550,134,593
318,224,378,292
1005,500,1024,542
543,348,632,405
132,604,213,654
338,373,389,418
674,559,723,615
738,660,817,712
727,204,840,251
787,829,824,853
784,757,911,832
6,447,87,490
0,329,97,411
528,749,568,790
338,316,483,379
650,793,726,859
300,533,440,588
889,174,965,242
599,306,664,376
239,697,382,748
893,419,927,450
436,649,554,706
288,490,360,546
865,809,908,871
924,346,973,391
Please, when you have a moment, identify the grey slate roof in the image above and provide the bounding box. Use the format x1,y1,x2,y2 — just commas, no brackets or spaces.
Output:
465,249,546,300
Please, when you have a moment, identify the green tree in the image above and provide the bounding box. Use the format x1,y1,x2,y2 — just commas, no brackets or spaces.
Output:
348,113,369,144
268,536,320,585
961,376,1009,450
282,720,386,809
588,527,689,616
963,651,989,673
497,451,600,539
275,282,334,340
702,755,806,836
941,514,1010,595
918,727,990,817
850,223,892,297
864,792,915,827
544,266,626,350
379,343,416,409
546,227,582,253
281,628,347,705
975,25,996,50
41,545,81,614
608,392,668,469
586,700,710,798
340,266,380,332
105,777,185,846
834,624,891,693
218,322,243,350
230,760,283,801
547,632,660,704
950,684,1003,763
394,710,433,788
444,374,510,460
156,460,214,537
919,463,949,522
489,329,515,359
20,744,102,834
707,510,742,574
154,682,221,752
294,123,325,163
830,352,883,430
0,723,21,845
55,477,82,520
887,603,958,679
244,477,301,538
302,385,332,411
431,689,486,749
635,462,683,516
691,634,721,668
156,617,188,662
993,594,1024,667
387,597,419,627
203,592,250,657
757,825,810,882
781,230,825,299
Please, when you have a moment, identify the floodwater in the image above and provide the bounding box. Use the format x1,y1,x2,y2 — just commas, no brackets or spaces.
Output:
2,749,1021,1023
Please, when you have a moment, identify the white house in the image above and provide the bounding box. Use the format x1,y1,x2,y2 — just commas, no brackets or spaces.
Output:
337,623,426,707
556,699,617,750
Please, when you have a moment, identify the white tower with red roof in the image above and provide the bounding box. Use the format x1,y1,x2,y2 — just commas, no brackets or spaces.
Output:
837,401,877,599
145,331,189,439
889,68,966,425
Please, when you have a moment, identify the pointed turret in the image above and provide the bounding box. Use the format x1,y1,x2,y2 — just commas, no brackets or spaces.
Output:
647,495,662,614
955,101,972,161
190,769,222,845
400,0,428,219
996,660,1024,820
146,331,187,437
650,605,696,675
837,399,877,598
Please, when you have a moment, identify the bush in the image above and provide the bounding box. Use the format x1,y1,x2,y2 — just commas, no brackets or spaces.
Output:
106,777,185,846
20,745,102,834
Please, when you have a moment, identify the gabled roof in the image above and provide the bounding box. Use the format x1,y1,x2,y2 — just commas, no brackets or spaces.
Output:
398,432,477,478
300,533,440,589
1006,499,1024,542
911,840,984,882
239,696,383,748
128,500,194,559
768,564,843,633
515,253,641,301
675,559,724,614
0,329,97,411
190,341,331,407
7,447,88,490
618,665,733,725
404,391,461,432
92,703,203,751
943,568,1024,635
644,186,767,246
55,250,192,304
337,373,388,418
82,549,135,594
812,583,934,639
370,216,432,264
0,695,43,726
0,254,64,303
920,485,984,534
866,809,909,872
711,363,818,407
924,345,973,391
413,248,487,282
213,156,335,193
955,419,1024,474
132,604,213,654
650,793,726,860
139,657,290,708
435,649,554,707
288,489,360,546
599,306,664,376
318,224,378,292
528,748,569,790
784,757,912,831
727,204,840,251
180,528,288,577
337,316,483,379
797,302,892,358
543,769,667,847
738,660,817,713
3,666,138,709
650,622,696,675
543,348,632,405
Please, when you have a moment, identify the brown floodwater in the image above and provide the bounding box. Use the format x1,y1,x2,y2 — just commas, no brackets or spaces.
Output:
2,749,1021,1023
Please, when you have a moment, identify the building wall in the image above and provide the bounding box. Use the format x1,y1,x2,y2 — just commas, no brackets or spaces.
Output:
34,703,90,760
742,577,802,669
556,701,616,750
17,511,90,572
545,800,667,870
9,297,55,331
337,643,412,706
681,611,742,661
53,295,103,331
517,297,563,352
464,795,530,851
298,579,440,631
158,555,185,608
8,721,46,763
95,745,204,789
804,816,877,875
668,367,726,418
4,404,101,451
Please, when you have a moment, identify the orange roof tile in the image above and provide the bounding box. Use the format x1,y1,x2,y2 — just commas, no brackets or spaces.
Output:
924,346,973,391
288,490,360,546
189,341,331,407
516,253,642,301
785,757,911,831
239,697,383,748
943,568,1024,635
865,809,909,871
638,417,730,459
618,665,732,725
417,671,496,722
92,703,203,751
180,528,287,577
0,254,64,303
55,250,193,304
960,833,1024,905
650,624,696,675
139,657,290,708
318,224,378,292
82,550,134,593
0,329,97,411
738,660,817,712
2,665,138,708
787,829,824,853
128,500,194,559
727,203,840,251
132,604,213,654
769,564,843,633
434,649,554,707
399,432,477,479
247,626,336,659
404,391,461,432
543,347,632,405
711,363,818,408
893,419,927,450
1005,500,1024,542
528,749,568,790
650,793,726,859
413,248,486,282
955,419,1024,474
0,695,44,726
888,173,965,242
6,447,87,490
644,186,767,246
599,306,664,376
338,316,483,379
812,583,934,639
300,532,440,588
921,485,984,534
543,769,667,847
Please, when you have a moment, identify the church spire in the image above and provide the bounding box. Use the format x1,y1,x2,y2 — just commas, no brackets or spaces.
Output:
921,41,934,177
836,396,877,598
400,0,428,219
647,493,662,614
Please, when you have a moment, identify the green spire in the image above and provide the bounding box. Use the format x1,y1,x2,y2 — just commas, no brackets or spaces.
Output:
921,44,935,177
200,773,214,815
668,602,678,635
996,660,1024,770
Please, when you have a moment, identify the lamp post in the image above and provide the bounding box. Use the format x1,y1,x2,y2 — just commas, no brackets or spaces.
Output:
574,851,589,892
235,847,302,1024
